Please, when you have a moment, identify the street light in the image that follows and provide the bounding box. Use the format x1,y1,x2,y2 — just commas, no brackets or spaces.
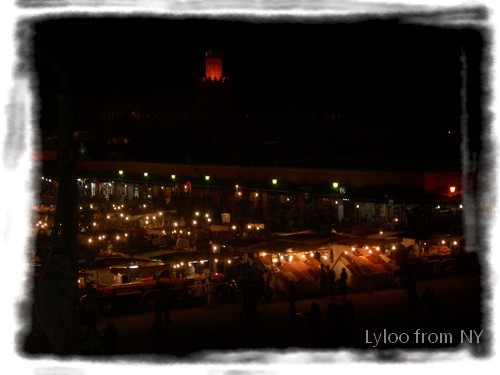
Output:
272,178,278,185
332,182,339,189
205,175,210,181
144,172,148,177
449,186,456,194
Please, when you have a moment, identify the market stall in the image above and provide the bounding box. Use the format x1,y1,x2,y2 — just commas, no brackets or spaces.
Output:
331,245,398,291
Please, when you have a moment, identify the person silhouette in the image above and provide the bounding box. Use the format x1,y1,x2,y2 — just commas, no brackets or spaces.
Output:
338,268,348,300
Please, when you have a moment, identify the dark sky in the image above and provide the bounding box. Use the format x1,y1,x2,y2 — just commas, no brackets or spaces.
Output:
30,16,486,170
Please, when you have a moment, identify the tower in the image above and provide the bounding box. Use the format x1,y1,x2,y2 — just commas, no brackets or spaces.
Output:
194,50,233,122
190,50,234,161
204,50,223,81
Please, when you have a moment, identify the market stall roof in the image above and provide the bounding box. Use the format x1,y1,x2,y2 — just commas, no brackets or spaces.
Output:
334,236,402,247
236,238,329,254
272,230,334,242
122,247,178,258
153,250,231,263
426,233,463,243
365,231,406,239
78,254,158,269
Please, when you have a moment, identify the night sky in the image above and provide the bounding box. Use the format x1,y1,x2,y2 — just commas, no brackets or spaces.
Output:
30,15,486,170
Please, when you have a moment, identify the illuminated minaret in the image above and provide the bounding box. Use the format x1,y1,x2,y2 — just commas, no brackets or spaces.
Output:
195,49,232,123
204,51,223,81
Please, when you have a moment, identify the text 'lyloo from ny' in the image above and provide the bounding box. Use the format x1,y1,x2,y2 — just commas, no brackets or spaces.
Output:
365,329,484,348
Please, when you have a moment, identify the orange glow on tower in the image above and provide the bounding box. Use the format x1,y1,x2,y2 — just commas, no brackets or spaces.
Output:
205,51,222,81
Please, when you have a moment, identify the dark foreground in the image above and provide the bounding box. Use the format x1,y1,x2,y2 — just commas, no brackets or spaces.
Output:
97,274,486,361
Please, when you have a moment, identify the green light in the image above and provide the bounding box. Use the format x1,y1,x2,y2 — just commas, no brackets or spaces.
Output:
332,182,339,189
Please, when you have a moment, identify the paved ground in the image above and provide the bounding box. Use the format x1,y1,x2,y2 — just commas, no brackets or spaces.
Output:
101,274,485,361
